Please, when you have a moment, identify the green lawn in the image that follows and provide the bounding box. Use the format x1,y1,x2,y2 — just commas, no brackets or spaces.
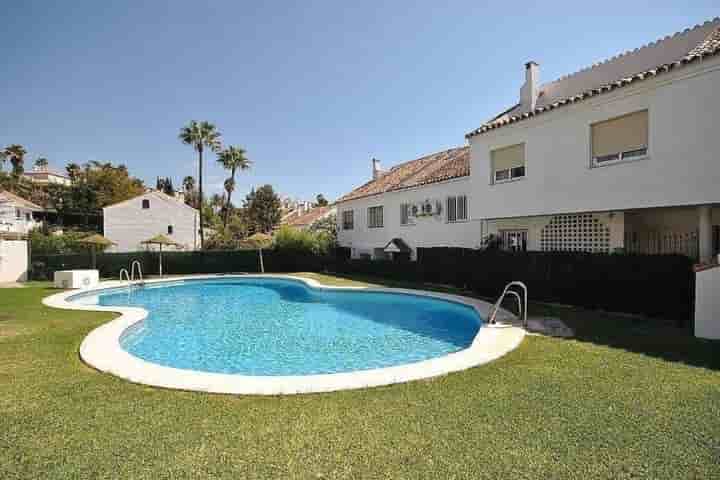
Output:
1,274,718,479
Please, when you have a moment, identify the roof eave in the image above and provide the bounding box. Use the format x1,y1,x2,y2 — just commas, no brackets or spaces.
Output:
465,46,720,139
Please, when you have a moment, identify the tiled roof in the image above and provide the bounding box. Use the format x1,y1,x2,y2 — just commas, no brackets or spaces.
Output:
337,147,469,203
282,206,334,227
467,18,720,138
0,190,43,211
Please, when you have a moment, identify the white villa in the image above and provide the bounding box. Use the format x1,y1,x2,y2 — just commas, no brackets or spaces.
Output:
0,190,43,234
103,191,200,252
281,205,336,230
337,18,720,264
22,165,72,186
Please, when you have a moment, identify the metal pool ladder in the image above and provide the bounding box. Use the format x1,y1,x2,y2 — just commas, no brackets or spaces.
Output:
119,268,130,283
487,281,527,327
130,260,144,284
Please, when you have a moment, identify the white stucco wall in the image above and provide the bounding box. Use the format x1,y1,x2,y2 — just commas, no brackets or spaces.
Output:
0,205,41,234
0,239,28,282
103,192,199,253
336,177,481,258
695,264,720,340
486,212,624,252
468,58,720,219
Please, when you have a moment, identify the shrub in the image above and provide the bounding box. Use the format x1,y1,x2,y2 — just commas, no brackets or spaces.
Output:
29,228,103,255
272,226,334,256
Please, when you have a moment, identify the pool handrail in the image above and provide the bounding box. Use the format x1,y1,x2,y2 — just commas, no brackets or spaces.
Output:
130,260,143,284
488,281,527,327
119,268,130,283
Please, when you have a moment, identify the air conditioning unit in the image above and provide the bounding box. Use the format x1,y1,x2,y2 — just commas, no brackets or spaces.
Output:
414,199,442,217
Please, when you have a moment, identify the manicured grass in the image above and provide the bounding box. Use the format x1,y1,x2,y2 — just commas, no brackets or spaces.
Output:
1,275,718,479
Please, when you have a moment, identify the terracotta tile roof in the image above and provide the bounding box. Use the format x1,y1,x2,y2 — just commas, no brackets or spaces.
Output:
282,206,334,227
0,190,43,211
467,18,720,138
337,147,469,203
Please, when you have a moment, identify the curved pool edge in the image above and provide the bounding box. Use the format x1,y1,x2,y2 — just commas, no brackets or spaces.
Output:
43,274,526,395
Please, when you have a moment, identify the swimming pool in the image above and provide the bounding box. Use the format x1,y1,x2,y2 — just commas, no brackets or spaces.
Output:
46,275,525,394
73,277,480,375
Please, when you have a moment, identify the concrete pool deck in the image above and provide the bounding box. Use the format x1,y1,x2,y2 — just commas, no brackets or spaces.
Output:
43,274,526,395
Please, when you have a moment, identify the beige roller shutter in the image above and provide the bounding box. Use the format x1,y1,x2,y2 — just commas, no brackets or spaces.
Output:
491,143,525,172
592,110,648,158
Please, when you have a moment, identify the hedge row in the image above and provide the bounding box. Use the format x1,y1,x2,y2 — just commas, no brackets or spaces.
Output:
31,249,332,279
331,248,695,321
32,247,695,321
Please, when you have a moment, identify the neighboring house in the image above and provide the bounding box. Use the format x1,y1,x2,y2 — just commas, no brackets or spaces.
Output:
466,17,720,262
336,148,476,260
279,198,315,221
0,190,42,234
22,165,72,186
103,191,200,252
337,17,720,263
281,205,336,230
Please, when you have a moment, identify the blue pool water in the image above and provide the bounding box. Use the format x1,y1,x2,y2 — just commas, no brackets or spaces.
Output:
72,278,482,376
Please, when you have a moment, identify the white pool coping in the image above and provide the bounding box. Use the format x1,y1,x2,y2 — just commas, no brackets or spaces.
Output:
43,274,525,395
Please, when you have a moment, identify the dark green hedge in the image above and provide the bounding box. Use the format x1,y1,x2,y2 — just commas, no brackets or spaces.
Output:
31,249,334,280
32,246,694,321
332,248,695,322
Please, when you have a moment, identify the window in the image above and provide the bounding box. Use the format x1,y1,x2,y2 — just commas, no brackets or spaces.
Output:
25,213,31,221
142,199,150,209
167,225,173,235
491,143,526,183
591,110,648,167
446,195,468,222
367,206,383,228
400,203,414,226
15,208,21,219
342,210,354,230
501,230,528,252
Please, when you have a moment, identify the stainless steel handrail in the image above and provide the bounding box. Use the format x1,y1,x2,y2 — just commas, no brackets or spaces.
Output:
119,268,130,283
130,260,143,284
487,281,528,327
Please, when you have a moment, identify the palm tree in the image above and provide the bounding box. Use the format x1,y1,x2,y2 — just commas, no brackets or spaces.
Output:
223,177,235,222
3,144,27,177
217,146,251,228
179,121,222,248
66,163,82,183
35,157,49,169
182,175,195,193
210,193,225,213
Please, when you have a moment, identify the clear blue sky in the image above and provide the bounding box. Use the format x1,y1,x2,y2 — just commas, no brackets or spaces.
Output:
1,1,717,201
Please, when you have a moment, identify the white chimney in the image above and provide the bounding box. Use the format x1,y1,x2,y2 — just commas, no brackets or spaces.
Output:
372,158,383,180
520,61,539,111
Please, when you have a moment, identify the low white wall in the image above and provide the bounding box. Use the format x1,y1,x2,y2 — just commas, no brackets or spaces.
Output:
0,240,28,282
695,264,720,340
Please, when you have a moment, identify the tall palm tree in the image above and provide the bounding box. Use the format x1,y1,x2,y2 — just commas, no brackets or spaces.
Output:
217,146,251,228
3,144,27,177
223,177,235,222
182,175,195,193
179,121,222,248
210,193,225,213
35,157,49,169
66,163,82,183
